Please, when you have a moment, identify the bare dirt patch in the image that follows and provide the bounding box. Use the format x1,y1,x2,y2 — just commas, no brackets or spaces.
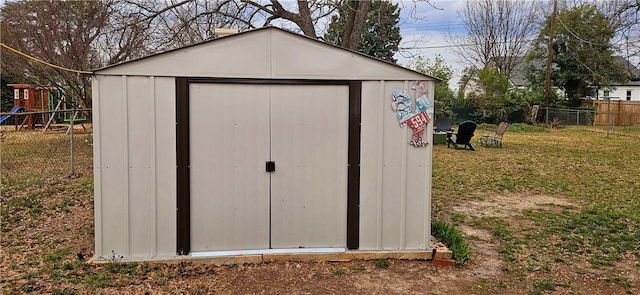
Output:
447,193,583,286
453,193,578,218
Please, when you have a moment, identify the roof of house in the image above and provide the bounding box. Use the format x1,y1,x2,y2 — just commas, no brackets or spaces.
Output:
508,57,529,87
507,56,640,87
613,56,640,80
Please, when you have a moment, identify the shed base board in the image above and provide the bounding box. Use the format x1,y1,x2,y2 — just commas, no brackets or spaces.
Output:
191,248,346,257
90,248,452,266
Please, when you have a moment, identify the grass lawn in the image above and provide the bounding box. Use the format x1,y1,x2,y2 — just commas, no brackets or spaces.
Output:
433,125,640,293
1,125,639,294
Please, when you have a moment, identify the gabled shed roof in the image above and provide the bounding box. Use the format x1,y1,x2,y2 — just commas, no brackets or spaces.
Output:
94,26,438,81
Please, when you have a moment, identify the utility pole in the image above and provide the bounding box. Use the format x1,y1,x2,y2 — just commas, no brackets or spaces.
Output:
544,0,558,125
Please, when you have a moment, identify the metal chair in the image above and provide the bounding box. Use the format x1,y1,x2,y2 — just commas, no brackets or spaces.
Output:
479,122,508,148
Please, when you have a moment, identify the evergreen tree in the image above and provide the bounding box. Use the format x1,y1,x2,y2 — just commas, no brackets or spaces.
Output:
324,0,401,63
528,4,627,106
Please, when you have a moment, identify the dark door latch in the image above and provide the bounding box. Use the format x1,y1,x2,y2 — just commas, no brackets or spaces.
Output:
266,161,275,172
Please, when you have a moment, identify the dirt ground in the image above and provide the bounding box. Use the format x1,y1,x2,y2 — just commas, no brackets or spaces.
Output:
2,175,637,295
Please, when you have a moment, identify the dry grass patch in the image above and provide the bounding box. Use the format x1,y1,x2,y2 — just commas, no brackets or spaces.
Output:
2,125,639,294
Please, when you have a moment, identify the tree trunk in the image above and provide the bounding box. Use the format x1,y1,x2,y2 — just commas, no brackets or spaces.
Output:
296,0,317,38
340,0,371,50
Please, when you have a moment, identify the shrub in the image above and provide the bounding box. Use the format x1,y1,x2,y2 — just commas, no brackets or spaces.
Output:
432,220,471,265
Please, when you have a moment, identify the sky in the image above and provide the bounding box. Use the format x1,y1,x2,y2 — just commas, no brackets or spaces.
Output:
0,0,468,85
394,0,468,87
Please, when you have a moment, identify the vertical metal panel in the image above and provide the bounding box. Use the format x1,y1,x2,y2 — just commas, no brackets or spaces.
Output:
149,76,157,257
399,81,409,249
92,76,103,258
96,75,127,257
404,123,431,249
270,85,349,248
154,77,177,256
357,81,384,250
126,76,155,256
189,83,270,251
423,81,435,249
380,81,407,249
121,76,130,257
375,81,385,249
376,82,386,249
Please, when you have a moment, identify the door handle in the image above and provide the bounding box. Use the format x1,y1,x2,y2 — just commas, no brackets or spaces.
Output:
266,161,275,172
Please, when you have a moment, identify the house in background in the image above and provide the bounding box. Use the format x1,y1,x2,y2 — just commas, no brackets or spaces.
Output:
598,57,640,101
509,56,640,101
600,80,640,101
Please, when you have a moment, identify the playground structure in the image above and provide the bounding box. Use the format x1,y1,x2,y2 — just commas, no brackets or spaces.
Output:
2,84,88,132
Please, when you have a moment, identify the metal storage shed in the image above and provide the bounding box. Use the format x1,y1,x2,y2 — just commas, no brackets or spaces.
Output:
92,26,439,261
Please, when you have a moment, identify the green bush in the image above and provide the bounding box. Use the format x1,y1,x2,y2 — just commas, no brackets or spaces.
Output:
432,220,471,265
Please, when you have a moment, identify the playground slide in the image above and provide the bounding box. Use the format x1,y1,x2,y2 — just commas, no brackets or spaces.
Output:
0,106,24,124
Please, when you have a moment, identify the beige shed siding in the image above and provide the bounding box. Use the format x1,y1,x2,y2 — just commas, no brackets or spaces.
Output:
92,76,102,257
153,77,178,257
404,80,435,249
358,81,385,249
94,75,127,257
127,76,154,256
93,75,176,259
96,29,430,82
271,32,352,79
358,81,433,250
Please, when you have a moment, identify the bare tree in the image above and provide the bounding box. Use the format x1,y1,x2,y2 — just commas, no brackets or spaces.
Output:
598,0,640,72
115,0,254,52
121,0,372,51
448,0,541,78
1,1,111,108
1,0,151,108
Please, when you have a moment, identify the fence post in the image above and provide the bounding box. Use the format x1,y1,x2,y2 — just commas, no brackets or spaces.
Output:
70,111,75,175
606,99,611,137
545,106,549,125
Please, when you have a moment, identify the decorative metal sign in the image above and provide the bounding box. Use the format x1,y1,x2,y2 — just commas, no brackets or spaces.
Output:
391,81,434,147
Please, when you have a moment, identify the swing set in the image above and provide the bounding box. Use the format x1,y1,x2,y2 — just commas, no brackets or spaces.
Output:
5,84,88,133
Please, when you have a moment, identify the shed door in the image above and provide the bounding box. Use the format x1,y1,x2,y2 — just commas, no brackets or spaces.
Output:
189,83,348,252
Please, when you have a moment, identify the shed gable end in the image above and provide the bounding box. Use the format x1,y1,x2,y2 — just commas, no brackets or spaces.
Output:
94,27,433,81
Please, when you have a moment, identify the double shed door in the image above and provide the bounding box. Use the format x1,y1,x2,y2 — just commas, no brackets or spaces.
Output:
189,83,349,252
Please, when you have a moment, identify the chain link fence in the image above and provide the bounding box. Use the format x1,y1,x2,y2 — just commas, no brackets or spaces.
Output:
535,104,640,137
536,107,596,127
1,109,93,188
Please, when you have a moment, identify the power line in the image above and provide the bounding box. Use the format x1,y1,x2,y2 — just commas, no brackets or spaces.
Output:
400,39,535,50
0,43,93,75
556,14,611,47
